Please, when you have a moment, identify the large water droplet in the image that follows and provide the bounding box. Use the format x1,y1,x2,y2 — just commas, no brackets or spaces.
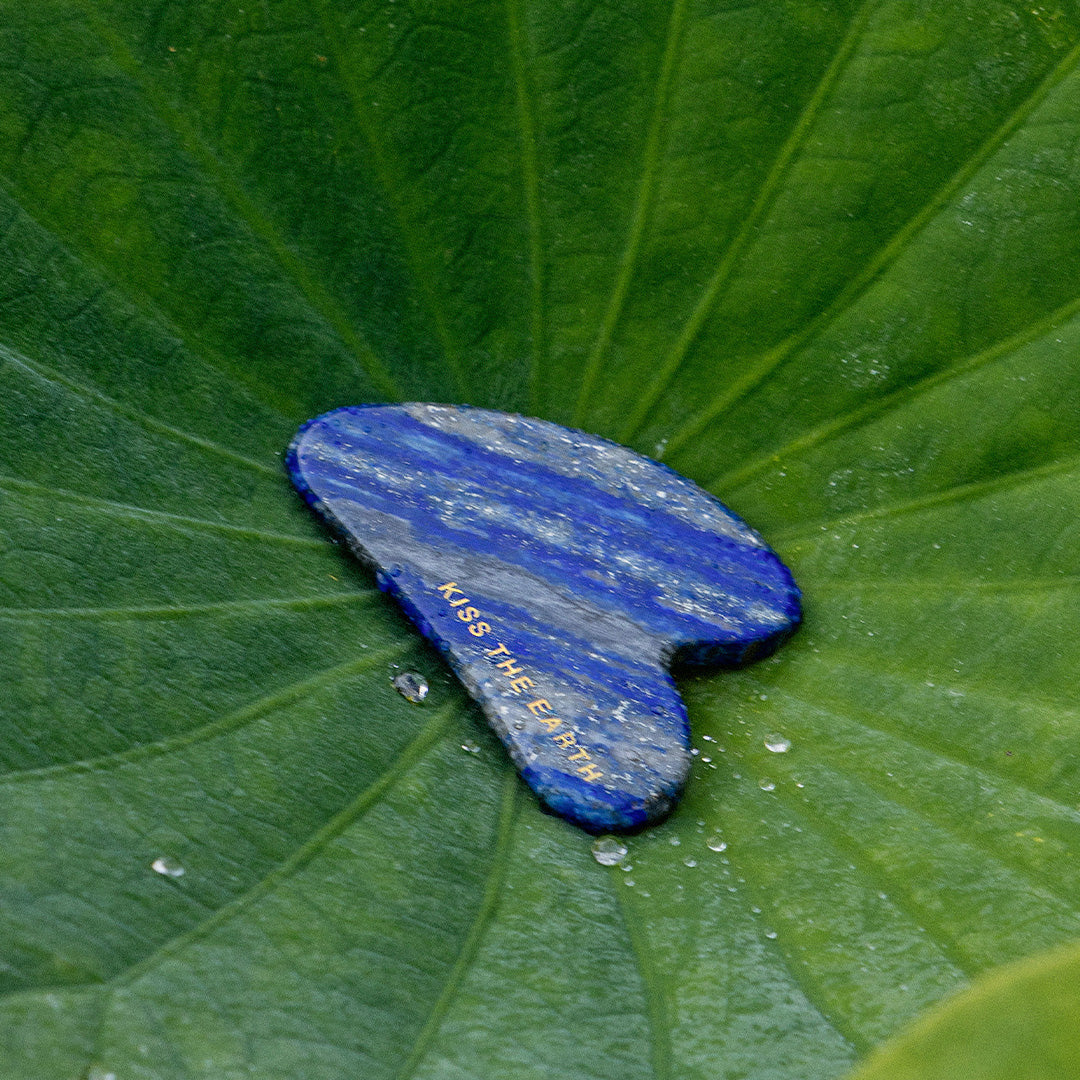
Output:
591,836,628,866
706,835,728,852
392,671,429,703
764,734,791,753
759,779,776,792
151,856,185,878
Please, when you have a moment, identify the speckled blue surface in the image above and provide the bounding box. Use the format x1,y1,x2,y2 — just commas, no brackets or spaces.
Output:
287,404,800,832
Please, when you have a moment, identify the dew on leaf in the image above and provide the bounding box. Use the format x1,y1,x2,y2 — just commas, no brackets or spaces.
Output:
591,836,628,866
151,856,185,878
764,734,791,753
392,671,429,703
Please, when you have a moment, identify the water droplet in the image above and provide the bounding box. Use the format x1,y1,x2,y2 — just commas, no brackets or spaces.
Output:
764,734,791,754
392,671,429,703
759,779,776,792
669,835,681,846
460,741,480,754
706,836,728,852
591,836,629,866
764,929,778,940
624,878,635,887
87,1069,117,1080
151,856,185,878
683,856,697,868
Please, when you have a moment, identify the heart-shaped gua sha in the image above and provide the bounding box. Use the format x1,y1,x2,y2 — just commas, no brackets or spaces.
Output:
287,404,800,832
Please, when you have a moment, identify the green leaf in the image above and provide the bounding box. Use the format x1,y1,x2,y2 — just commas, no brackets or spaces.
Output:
3,1,1080,1077
845,939,1080,1080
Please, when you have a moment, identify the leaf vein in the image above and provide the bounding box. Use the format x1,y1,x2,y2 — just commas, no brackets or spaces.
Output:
74,0,401,402
717,835,873,1056
711,291,1080,494
108,705,455,990
612,865,672,1080
394,774,520,1080
811,575,1080,596
0,347,279,478
734,752,980,984
505,0,547,414
619,0,876,446
739,740,1080,975
786,650,1080,771
0,475,320,547
0,177,294,425
308,0,467,400
573,0,690,427
662,33,1080,460
772,450,1080,543
0,592,375,620
0,643,410,783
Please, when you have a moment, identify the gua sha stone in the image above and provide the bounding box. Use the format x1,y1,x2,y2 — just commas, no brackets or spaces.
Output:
287,404,801,832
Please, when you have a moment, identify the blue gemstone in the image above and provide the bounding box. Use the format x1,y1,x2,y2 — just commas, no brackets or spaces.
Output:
287,405,800,832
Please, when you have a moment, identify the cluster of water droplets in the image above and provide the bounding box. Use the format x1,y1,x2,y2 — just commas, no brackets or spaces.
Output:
590,817,736,881
586,729,802,903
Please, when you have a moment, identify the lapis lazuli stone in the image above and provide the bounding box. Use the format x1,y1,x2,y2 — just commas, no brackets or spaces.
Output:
287,405,800,832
